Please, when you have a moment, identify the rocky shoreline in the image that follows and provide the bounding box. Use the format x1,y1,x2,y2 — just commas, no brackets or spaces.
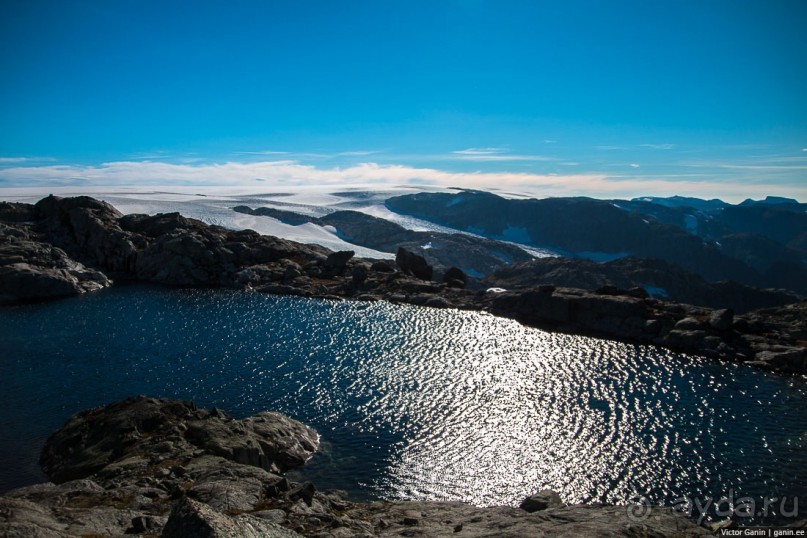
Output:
1,195,805,375
0,396,715,537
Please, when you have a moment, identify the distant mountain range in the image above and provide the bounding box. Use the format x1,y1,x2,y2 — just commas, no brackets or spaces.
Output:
233,206,533,278
384,191,807,297
231,190,805,312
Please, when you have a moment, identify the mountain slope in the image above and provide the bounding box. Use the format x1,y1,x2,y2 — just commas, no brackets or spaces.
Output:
385,191,764,286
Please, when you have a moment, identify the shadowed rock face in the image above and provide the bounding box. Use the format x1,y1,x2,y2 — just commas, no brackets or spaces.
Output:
487,256,802,314
0,236,111,302
0,195,331,301
0,397,714,537
396,246,433,280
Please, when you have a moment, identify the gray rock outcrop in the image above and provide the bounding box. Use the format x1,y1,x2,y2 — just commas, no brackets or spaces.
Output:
0,397,711,537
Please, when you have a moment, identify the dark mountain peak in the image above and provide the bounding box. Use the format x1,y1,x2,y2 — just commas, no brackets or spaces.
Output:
630,195,728,211
740,196,801,207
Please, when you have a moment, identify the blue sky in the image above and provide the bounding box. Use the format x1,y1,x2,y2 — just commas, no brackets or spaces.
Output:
1,0,806,201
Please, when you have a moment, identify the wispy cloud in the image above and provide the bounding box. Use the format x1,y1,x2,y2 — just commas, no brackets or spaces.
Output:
336,150,381,156
716,164,807,171
595,145,624,151
452,147,508,156
639,143,676,150
683,160,807,171
1,159,804,202
451,148,554,162
629,163,640,168
0,156,54,164
234,150,290,155
234,150,381,159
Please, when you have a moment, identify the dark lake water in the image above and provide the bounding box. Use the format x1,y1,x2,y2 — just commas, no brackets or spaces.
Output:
1,285,805,522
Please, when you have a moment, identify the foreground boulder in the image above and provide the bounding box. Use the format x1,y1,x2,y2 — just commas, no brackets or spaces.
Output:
40,397,318,484
161,497,302,538
396,246,433,280
0,397,712,537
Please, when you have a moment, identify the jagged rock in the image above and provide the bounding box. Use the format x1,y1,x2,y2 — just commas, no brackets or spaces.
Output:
135,231,223,286
709,308,734,331
184,411,319,473
283,260,303,281
40,397,318,484
120,212,196,237
351,263,369,286
130,514,165,533
674,317,703,330
442,266,467,289
0,201,37,223
752,348,807,372
519,489,564,512
626,286,650,298
370,260,395,273
34,195,140,272
396,247,433,281
322,250,354,277
0,239,112,303
161,497,302,538
287,481,316,506
486,255,801,314
188,478,265,513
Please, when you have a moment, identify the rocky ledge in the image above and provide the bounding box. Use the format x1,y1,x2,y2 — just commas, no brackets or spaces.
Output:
1,195,804,375
0,397,712,537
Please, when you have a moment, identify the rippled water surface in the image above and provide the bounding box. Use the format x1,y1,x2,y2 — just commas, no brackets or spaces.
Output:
1,286,805,520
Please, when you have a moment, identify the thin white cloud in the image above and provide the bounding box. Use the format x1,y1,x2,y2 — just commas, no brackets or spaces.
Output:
1,159,804,203
452,147,508,155
629,163,640,168
451,148,554,162
234,150,290,155
684,161,807,171
0,156,54,164
336,151,381,156
639,144,676,150
718,164,807,171
595,145,624,151
452,154,554,162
